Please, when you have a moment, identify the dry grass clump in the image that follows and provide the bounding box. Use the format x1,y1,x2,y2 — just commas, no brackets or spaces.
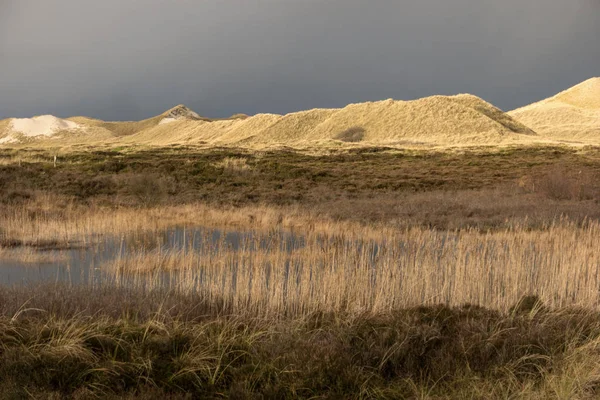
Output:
514,165,600,201
211,156,253,173
0,153,53,166
119,173,177,206
535,166,599,200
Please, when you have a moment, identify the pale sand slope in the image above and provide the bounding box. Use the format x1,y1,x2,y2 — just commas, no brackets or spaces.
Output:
509,78,600,142
11,115,80,137
0,115,88,144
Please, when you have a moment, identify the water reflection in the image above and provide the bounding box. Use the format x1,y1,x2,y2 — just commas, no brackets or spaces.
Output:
0,227,306,286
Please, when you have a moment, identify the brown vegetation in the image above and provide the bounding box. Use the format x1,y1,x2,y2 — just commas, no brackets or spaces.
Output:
1,145,600,397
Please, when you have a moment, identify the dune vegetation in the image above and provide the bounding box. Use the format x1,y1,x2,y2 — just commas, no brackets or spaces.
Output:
0,143,599,398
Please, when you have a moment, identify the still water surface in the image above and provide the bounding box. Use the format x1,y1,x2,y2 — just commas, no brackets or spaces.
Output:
0,227,306,286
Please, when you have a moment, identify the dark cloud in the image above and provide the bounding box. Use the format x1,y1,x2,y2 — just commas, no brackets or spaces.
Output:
1,0,599,120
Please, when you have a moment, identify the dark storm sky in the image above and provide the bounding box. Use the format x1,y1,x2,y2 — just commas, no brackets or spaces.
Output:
1,1,599,121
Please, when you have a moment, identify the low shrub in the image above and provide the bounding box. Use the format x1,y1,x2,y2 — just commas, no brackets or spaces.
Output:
335,126,365,143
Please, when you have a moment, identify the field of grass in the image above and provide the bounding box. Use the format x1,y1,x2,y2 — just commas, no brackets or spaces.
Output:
1,145,600,398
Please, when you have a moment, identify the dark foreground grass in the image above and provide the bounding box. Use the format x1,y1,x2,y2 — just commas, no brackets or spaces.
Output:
1,285,600,399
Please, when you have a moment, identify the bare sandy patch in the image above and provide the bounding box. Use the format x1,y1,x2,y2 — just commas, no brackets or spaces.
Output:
10,115,81,137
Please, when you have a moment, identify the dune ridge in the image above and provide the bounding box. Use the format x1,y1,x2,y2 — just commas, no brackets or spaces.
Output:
124,94,536,148
1,93,540,148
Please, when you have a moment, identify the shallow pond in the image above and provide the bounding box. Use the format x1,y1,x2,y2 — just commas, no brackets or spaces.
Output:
0,227,306,286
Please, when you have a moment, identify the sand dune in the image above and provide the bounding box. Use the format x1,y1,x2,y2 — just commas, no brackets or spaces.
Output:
0,115,86,144
131,94,535,147
1,94,541,149
302,95,536,146
509,78,600,142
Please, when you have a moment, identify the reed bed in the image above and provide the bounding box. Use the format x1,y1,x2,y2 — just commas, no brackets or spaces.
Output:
0,196,390,246
105,219,600,316
4,197,600,315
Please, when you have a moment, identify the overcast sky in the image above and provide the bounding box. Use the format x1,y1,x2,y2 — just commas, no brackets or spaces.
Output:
1,1,599,121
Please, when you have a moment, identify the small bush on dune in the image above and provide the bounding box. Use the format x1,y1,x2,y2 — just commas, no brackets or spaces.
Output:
335,126,365,143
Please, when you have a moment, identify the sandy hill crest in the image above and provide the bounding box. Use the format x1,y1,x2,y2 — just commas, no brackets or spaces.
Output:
509,78,600,141
553,77,600,109
160,105,209,124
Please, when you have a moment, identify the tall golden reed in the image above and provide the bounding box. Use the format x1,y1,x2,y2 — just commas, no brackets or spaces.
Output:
107,218,600,317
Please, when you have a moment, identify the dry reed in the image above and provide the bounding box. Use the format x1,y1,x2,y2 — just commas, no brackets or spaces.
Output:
105,218,600,316
5,197,600,317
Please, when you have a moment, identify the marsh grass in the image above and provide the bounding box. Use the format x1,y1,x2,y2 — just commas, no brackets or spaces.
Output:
0,196,391,248
2,146,600,229
3,220,600,398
